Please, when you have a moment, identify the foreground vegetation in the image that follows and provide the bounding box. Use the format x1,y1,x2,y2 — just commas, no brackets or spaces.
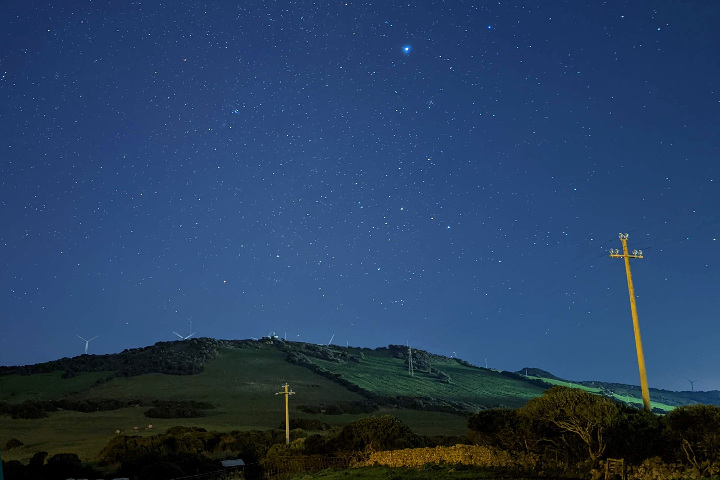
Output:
5,387,720,479
289,465,525,480
4,338,720,478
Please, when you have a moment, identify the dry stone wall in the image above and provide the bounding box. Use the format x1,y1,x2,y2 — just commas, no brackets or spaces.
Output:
353,444,536,469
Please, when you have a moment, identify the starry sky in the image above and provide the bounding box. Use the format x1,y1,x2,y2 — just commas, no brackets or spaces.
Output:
1,1,719,392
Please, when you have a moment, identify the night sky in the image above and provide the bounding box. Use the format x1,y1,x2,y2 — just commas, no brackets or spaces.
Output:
1,1,719,392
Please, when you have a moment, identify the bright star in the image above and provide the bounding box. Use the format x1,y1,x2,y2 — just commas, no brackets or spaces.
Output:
402,45,411,55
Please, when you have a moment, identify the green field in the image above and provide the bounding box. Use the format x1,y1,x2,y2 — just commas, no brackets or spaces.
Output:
0,370,114,402
1,338,714,465
310,348,546,408
0,344,470,463
527,376,674,412
289,465,527,480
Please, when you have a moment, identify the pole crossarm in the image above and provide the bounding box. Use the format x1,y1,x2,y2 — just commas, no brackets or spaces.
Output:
609,233,644,259
610,233,651,412
276,384,295,444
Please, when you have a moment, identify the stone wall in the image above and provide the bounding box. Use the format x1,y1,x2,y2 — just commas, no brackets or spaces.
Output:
353,444,536,469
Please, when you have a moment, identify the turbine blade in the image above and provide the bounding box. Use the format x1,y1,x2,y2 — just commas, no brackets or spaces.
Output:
76,335,87,341
185,333,195,339
173,332,183,339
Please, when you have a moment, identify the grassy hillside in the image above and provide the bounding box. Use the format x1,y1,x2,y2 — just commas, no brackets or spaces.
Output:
517,369,720,413
302,346,545,409
0,341,470,462
0,370,114,402
1,337,718,464
523,375,675,412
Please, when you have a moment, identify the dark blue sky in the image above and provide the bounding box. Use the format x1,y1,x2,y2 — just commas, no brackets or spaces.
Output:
1,1,719,391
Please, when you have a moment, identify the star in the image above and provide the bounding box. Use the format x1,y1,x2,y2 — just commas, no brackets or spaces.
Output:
402,45,411,55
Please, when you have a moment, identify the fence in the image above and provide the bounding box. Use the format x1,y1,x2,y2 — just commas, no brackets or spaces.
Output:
262,455,351,479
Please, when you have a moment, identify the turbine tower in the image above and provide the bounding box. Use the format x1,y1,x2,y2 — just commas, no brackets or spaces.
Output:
76,335,98,355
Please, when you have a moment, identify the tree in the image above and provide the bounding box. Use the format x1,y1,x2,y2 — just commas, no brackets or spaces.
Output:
332,415,423,453
665,404,720,474
522,386,618,462
44,453,92,480
606,405,664,463
468,408,539,454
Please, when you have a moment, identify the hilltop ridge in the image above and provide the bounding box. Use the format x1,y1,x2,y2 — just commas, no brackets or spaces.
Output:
1,337,714,410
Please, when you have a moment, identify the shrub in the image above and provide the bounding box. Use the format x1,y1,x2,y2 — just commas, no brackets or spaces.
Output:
665,404,720,472
468,408,538,454
279,418,332,431
606,405,664,463
137,461,185,480
521,386,619,463
4,437,24,450
44,453,96,480
333,415,424,453
144,400,213,418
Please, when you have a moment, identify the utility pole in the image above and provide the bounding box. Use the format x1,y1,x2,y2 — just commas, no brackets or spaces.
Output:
408,344,414,376
275,384,295,444
610,233,651,412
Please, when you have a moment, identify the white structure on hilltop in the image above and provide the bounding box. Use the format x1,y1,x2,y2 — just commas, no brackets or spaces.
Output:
76,334,99,355
174,317,196,340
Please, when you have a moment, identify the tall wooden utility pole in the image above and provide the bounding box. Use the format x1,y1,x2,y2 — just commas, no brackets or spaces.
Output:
275,384,295,444
408,344,414,376
610,233,651,412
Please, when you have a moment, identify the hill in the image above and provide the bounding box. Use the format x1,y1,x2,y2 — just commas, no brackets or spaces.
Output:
515,368,720,413
0,337,716,463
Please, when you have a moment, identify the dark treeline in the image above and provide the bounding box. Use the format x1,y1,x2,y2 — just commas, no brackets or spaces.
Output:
468,386,720,478
0,338,247,378
0,399,214,419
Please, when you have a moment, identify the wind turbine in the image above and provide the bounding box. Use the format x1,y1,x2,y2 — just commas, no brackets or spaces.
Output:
687,378,699,392
76,335,99,355
174,317,195,340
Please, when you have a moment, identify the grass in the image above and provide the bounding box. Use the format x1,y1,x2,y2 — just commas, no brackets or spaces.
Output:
0,340,689,465
289,465,529,480
0,345,470,463
311,348,546,408
527,376,675,412
0,370,114,402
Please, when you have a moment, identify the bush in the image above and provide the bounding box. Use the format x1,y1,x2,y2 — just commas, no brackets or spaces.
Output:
45,453,98,480
4,437,24,450
303,434,334,455
467,408,538,454
521,386,618,463
137,461,185,480
665,404,720,472
144,400,213,418
297,401,379,415
333,415,424,453
1,460,34,480
606,405,665,463
280,418,332,431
